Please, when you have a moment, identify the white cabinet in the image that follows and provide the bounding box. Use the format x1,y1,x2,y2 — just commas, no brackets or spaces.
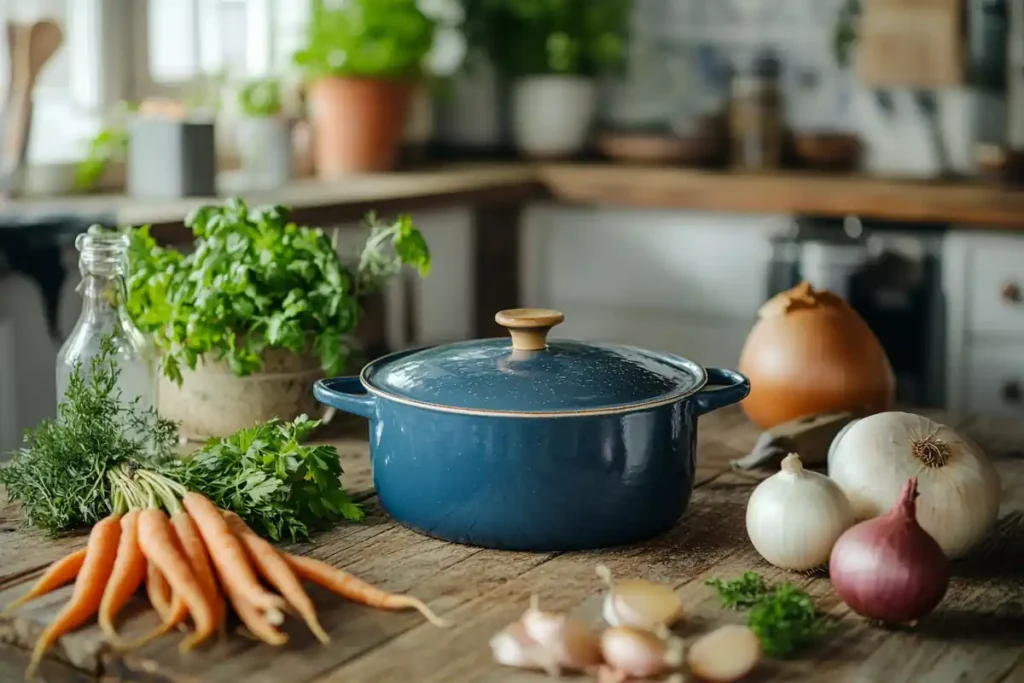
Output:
522,205,786,368
944,231,1024,419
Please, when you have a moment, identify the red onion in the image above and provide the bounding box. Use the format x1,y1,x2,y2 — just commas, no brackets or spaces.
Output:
829,478,949,624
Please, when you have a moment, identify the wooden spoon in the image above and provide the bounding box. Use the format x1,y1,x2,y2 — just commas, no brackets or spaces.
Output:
0,19,64,191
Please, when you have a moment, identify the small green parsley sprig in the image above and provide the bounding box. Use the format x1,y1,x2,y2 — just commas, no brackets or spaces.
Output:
706,571,832,658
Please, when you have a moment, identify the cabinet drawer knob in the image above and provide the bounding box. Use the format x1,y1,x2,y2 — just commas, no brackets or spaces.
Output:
1002,380,1022,404
1001,282,1022,304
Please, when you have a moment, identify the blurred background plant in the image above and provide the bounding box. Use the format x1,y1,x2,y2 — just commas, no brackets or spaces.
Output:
464,0,632,78
238,77,285,118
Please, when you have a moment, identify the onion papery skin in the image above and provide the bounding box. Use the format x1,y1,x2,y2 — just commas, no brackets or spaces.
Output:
828,411,1001,559
829,479,950,624
737,282,896,430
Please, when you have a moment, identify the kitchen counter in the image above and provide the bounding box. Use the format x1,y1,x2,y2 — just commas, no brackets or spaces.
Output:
1,406,1022,682
0,164,545,240
5,163,1024,234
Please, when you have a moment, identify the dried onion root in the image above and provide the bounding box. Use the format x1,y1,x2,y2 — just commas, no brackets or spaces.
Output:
686,624,762,682
596,565,685,630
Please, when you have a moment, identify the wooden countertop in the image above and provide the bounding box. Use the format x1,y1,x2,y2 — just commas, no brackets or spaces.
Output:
540,164,1024,228
5,163,1024,235
0,164,545,237
1,407,1022,682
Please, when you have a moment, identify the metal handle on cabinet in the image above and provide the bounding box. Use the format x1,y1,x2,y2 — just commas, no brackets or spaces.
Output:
1002,380,1021,404
1001,282,1022,304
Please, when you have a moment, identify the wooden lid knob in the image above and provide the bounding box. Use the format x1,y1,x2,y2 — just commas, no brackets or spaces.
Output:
495,308,564,351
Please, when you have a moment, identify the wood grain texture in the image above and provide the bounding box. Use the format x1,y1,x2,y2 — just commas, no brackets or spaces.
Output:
1,408,1022,682
540,164,1024,228
9,162,1024,238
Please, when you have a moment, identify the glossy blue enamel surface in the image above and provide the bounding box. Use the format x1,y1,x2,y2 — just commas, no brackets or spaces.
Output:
314,366,750,551
362,338,704,412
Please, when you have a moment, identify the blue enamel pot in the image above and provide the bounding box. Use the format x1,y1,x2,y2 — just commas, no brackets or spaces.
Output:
314,308,750,552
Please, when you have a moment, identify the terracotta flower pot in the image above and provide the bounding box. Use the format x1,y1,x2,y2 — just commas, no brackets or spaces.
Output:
308,77,414,175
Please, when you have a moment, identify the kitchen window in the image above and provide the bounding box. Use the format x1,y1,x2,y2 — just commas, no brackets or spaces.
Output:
131,0,309,99
0,0,109,163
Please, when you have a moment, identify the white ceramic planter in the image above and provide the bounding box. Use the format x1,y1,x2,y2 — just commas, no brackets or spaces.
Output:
236,116,294,190
434,57,504,151
512,76,597,158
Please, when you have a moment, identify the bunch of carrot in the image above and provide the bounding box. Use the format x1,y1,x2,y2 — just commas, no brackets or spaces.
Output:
4,490,450,676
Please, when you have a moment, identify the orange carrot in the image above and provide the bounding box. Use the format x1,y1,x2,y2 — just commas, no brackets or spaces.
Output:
136,508,216,652
222,511,330,644
223,580,288,646
283,552,451,628
2,548,87,615
27,515,122,677
180,493,286,618
171,510,225,630
146,563,173,622
97,511,147,645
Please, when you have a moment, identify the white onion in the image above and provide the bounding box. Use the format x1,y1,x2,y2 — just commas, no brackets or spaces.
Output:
745,453,855,570
827,411,1001,558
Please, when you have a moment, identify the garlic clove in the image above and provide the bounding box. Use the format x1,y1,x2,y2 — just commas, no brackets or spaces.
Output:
519,595,603,671
686,624,761,682
597,565,685,629
489,621,560,677
600,626,685,679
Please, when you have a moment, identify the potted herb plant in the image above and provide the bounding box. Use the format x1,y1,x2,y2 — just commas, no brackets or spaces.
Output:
126,198,431,441
235,77,294,189
293,0,440,174
501,0,633,158
432,0,507,156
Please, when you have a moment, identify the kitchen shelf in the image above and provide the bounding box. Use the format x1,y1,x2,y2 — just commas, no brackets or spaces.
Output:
539,164,1024,228
5,163,1024,234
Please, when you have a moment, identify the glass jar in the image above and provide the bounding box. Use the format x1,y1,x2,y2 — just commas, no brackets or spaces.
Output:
729,50,785,171
55,227,157,415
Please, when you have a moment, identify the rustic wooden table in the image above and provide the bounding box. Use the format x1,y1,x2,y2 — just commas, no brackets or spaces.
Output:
1,407,1022,683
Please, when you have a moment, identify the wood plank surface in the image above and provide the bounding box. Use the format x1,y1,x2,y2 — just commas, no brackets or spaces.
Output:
8,162,1024,236
540,164,1024,228
1,407,1022,682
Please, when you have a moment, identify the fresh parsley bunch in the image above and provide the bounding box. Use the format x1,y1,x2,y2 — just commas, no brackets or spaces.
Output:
167,415,364,542
126,198,430,384
706,571,832,658
1,338,365,540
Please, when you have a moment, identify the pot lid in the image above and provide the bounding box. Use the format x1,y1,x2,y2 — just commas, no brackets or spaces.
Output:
361,309,706,415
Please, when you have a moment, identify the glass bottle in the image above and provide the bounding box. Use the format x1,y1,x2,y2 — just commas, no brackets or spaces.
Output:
55,227,156,416
729,50,785,171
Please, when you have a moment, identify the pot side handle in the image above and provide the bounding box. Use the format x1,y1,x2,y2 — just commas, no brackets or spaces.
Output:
693,368,751,417
313,377,377,420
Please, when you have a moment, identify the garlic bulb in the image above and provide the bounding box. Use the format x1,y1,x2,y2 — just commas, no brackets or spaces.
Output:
596,565,684,629
745,453,855,570
828,412,1001,559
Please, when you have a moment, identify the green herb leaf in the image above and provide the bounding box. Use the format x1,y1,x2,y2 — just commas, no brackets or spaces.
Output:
296,0,438,80
747,583,832,658
237,78,283,118
126,199,430,383
166,417,365,542
705,571,771,609
0,338,178,535
706,572,831,658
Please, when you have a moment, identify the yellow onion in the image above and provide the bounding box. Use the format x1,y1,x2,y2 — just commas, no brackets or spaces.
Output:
737,282,895,430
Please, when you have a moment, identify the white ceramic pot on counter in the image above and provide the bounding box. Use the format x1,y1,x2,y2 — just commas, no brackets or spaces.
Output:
512,76,597,158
